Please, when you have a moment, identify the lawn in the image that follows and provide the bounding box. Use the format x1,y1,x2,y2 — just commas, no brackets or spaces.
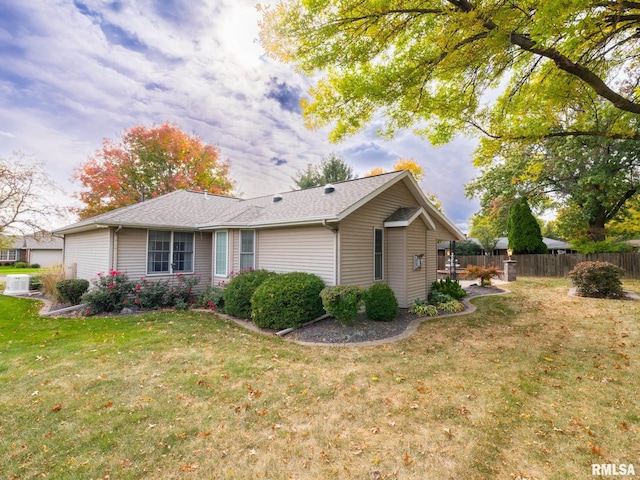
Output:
0,266,41,275
1,278,639,479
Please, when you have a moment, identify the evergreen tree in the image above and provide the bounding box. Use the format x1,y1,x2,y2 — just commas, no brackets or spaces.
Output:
507,198,548,254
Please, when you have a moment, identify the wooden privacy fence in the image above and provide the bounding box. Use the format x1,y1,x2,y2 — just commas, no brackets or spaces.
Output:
438,253,640,279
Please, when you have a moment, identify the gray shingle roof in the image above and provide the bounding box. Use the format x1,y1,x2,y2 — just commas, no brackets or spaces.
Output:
55,170,464,240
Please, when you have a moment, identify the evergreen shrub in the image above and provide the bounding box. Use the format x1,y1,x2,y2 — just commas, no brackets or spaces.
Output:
431,276,466,300
363,283,398,322
251,272,325,330
320,284,363,325
55,279,90,305
223,269,275,319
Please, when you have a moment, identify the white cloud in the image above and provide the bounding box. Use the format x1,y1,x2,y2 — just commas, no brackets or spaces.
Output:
0,0,480,231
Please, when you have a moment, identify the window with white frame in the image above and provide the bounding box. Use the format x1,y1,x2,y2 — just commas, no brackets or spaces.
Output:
239,230,255,270
374,228,383,280
215,230,228,276
147,231,194,274
0,250,19,262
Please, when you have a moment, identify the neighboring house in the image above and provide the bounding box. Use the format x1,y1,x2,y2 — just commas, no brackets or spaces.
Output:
438,237,576,256
0,234,63,267
54,171,464,308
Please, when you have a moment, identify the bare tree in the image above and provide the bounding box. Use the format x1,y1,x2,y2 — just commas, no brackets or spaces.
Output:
0,153,65,243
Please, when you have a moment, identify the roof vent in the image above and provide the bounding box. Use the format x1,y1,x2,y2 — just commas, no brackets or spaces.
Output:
273,194,283,203
324,184,335,194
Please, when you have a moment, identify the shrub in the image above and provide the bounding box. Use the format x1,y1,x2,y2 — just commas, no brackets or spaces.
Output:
83,270,134,315
428,289,455,305
29,263,40,269
570,238,633,254
197,285,225,311
320,284,363,325
56,279,90,305
30,276,43,291
462,265,500,286
168,275,200,307
568,261,625,298
132,279,172,310
431,276,466,300
251,272,325,330
40,264,64,299
437,300,465,313
223,269,275,319
363,283,398,322
13,261,28,268
409,299,438,317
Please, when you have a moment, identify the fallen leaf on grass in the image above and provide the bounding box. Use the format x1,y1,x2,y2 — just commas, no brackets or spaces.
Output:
51,404,62,412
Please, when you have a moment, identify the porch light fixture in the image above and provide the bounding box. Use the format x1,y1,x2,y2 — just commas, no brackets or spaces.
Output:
507,248,513,259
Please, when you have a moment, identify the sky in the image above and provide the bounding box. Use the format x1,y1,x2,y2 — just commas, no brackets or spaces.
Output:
0,0,480,232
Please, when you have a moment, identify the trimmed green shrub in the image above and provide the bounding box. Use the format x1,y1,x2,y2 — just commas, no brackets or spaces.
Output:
431,276,466,300
320,284,363,325
55,279,90,305
83,270,134,315
30,276,43,291
30,263,41,269
363,283,398,322
568,261,625,298
251,272,325,330
13,261,28,268
223,269,275,319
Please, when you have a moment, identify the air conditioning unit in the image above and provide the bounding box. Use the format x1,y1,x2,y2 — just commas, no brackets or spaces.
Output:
4,274,30,296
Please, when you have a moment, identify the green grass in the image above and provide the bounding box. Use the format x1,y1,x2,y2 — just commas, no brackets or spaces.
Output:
0,266,41,275
1,278,639,479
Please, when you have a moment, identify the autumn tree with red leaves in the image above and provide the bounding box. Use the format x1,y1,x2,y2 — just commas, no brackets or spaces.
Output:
73,123,234,219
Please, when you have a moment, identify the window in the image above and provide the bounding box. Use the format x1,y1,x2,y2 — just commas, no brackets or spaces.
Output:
215,231,228,276
239,230,255,270
374,228,383,280
0,250,18,262
147,231,194,274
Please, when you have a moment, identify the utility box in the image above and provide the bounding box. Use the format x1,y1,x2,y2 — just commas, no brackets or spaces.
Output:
4,274,31,296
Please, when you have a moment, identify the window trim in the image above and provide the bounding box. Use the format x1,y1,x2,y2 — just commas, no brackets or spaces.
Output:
0,249,19,262
374,227,383,281
239,229,255,271
146,230,195,275
214,230,229,277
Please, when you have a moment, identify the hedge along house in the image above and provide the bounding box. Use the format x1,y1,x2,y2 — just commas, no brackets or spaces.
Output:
54,170,464,308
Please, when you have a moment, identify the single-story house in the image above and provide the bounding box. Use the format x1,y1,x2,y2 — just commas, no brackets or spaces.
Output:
0,234,63,267
438,237,576,256
54,170,464,308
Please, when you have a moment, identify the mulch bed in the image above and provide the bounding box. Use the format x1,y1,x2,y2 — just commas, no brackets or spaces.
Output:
285,284,504,345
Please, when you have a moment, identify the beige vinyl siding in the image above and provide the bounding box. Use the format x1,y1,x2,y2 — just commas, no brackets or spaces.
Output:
426,232,440,289
257,226,336,285
339,181,418,287
63,229,112,281
116,228,212,289
386,228,406,306
406,220,428,307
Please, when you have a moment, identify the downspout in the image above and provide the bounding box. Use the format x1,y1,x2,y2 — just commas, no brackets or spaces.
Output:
322,220,339,285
